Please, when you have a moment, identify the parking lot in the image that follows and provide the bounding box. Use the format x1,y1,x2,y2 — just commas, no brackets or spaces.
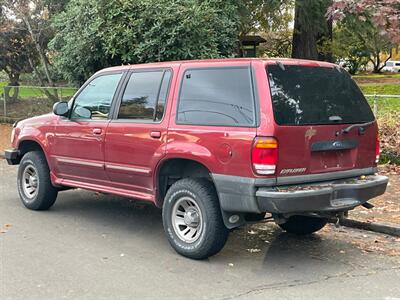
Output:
1,160,400,300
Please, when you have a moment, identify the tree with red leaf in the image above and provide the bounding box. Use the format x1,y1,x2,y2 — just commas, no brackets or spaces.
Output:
328,0,400,44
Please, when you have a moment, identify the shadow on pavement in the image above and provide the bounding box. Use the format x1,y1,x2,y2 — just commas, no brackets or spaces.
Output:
260,232,354,281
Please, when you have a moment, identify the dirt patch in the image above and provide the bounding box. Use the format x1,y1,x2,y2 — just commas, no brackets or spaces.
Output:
354,76,400,85
0,123,12,151
350,174,400,225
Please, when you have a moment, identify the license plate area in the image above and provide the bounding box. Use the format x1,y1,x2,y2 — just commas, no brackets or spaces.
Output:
310,149,356,173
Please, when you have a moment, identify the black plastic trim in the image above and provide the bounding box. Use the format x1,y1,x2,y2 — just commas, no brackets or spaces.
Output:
256,175,388,214
5,149,20,165
311,139,358,152
212,167,381,215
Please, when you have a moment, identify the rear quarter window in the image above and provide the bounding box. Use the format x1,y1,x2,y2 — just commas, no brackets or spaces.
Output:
177,67,256,126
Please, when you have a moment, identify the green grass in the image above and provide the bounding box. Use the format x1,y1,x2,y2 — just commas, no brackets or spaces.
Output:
366,96,400,114
360,84,400,95
0,82,77,100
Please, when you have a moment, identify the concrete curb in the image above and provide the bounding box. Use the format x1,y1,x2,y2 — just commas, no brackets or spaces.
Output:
329,218,400,237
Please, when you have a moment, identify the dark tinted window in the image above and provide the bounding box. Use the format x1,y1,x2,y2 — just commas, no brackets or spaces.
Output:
118,70,171,120
177,67,255,126
71,73,122,120
267,65,374,125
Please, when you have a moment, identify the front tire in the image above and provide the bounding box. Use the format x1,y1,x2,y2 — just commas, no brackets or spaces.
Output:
162,178,229,260
279,215,327,235
17,151,58,210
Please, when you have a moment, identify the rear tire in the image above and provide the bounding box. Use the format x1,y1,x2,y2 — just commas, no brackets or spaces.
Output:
279,215,327,235
162,178,229,260
17,151,58,210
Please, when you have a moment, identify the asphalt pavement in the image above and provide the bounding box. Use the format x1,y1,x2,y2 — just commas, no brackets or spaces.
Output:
1,160,400,300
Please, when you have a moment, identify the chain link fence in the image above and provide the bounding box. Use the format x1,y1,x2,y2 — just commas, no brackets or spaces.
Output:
0,86,77,123
365,94,400,118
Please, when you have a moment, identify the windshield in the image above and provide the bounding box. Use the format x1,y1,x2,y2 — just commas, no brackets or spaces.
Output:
267,65,375,126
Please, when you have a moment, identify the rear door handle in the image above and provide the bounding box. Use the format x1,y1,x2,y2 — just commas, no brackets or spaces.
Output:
93,128,102,135
150,131,161,139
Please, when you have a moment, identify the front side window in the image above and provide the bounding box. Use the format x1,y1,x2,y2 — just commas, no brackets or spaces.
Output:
118,70,171,121
177,67,255,126
70,73,122,120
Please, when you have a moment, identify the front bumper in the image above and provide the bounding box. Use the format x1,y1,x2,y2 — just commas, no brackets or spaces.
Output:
212,169,388,215
5,149,20,165
256,175,388,214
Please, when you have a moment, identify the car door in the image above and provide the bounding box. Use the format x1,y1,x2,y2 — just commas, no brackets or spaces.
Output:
51,72,124,185
104,68,173,201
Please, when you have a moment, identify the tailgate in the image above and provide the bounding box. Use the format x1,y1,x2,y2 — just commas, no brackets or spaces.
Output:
264,63,377,178
274,123,377,176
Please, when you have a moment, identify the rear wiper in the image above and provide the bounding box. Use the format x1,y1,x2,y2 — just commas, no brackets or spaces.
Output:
329,115,342,122
342,120,375,134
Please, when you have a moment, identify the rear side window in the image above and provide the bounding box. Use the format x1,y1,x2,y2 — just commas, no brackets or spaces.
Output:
177,67,255,126
267,65,374,125
118,70,171,121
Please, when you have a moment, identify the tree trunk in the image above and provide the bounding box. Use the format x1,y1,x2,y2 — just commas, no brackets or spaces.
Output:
292,0,318,60
292,0,333,61
318,18,333,62
377,51,392,73
28,57,59,102
4,72,20,103
21,15,55,87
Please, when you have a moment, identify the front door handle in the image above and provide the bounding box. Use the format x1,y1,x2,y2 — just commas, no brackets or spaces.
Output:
93,128,102,135
150,131,161,139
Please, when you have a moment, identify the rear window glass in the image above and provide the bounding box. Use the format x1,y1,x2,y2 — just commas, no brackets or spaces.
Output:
267,65,374,125
177,67,255,126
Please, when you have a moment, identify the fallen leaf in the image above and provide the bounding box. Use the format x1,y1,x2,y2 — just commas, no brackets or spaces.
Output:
247,248,261,253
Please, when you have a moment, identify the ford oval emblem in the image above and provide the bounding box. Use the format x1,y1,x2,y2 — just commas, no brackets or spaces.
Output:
333,141,342,148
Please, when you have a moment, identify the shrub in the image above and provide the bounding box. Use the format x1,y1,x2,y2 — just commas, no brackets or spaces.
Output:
378,113,400,165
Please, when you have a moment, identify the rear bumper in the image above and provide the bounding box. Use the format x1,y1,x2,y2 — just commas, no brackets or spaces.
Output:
212,168,388,215
255,175,388,214
5,149,20,165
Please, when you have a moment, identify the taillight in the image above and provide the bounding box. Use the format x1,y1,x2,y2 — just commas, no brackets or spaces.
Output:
375,134,380,164
252,137,278,175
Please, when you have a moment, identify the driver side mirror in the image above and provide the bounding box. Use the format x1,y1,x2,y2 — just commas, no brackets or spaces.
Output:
53,102,69,117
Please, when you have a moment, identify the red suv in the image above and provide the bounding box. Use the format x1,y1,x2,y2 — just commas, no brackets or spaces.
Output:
5,58,388,259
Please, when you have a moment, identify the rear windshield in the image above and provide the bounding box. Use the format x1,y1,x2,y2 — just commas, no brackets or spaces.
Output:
267,65,375,125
